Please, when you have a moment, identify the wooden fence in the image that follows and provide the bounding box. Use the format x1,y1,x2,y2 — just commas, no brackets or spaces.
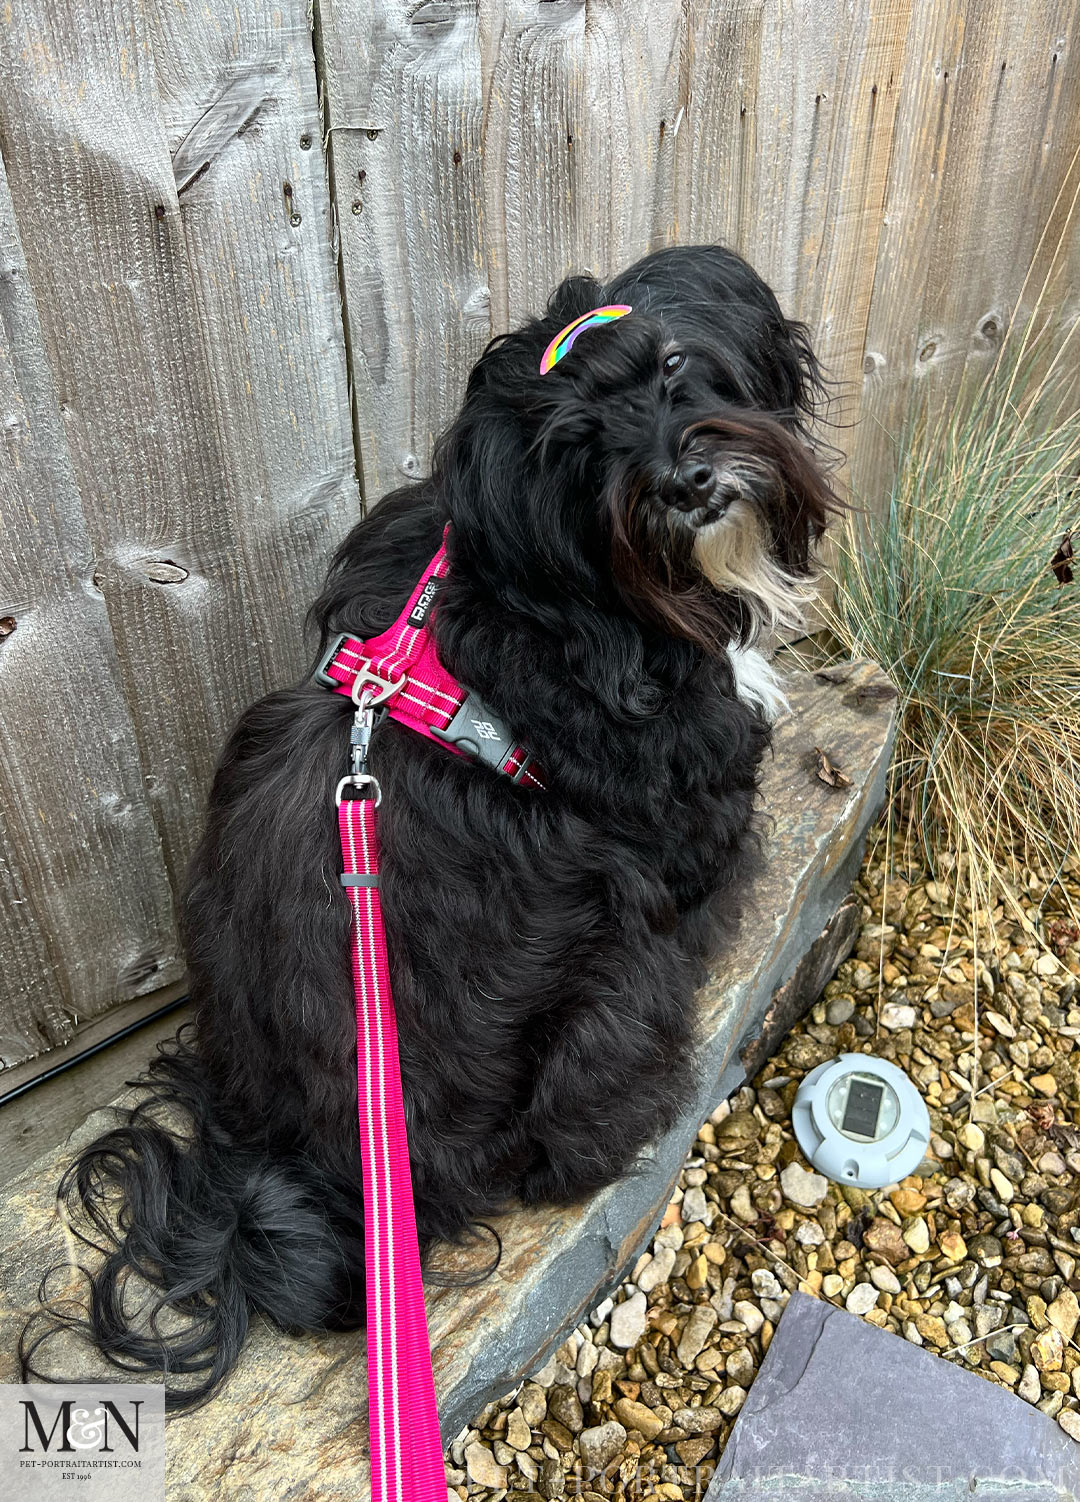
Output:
1,0,1078,1078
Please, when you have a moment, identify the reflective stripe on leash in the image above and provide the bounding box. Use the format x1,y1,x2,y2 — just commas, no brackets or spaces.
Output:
339,795,446,1500
324,530,543,1500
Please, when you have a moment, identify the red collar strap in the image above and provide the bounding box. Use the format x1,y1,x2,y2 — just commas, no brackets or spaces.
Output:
314,535,545,790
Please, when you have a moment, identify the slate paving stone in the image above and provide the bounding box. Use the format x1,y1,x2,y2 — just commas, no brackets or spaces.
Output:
706,1291,1080,1502
0,664,895,1498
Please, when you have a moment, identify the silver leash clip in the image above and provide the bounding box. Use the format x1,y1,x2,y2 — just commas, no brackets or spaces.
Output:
335,685,389,806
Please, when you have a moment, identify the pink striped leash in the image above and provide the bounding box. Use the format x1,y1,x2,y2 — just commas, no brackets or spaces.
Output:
320,537,543,1501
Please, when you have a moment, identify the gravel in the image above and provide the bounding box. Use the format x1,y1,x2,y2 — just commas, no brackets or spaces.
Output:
450,843,1080,1499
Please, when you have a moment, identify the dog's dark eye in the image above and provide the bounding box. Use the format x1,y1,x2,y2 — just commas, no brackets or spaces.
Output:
662,351,686,376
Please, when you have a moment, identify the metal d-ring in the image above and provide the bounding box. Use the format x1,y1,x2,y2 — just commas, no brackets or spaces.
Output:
350,665,404,708
334,773,383,808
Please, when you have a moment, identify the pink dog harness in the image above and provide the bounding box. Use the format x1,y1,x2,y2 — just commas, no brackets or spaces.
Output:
316,537,542,1500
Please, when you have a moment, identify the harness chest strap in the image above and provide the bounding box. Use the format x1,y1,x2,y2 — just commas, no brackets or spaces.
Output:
319,538,543,1502
315,538,545,790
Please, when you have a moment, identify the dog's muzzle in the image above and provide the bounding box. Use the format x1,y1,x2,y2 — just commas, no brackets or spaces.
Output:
661,456,739,525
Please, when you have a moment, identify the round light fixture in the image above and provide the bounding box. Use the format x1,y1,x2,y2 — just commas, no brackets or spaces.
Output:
792,1053,931,1189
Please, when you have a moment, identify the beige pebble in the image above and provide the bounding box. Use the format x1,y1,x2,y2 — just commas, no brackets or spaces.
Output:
890,1188,927,1215
939,1231,967,1263
1048,1290,1080,1343
869,1264,901,1294
903,1218,931,1255
1033,1327,1065,1372
717,1385,747,1417
1059,1409,1080,1443
505,1408,532,1451
957,1124,985,1152
685,1252,709,1290
845,1283,880,1316
733,1300,764,1336
612,1397,664,1442
989,1168,1015,1204
730,1184,756,1222
914,1314,949,1349
1031,1073,1058,1096
1018,1364,1042,1404
464,1441,507,1489
638,1246,677,1294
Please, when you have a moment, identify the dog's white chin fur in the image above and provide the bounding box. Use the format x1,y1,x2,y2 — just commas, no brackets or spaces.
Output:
691,496,818,722
692,497,816,637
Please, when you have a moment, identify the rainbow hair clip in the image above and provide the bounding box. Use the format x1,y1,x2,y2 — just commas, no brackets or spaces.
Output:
539,304,633,374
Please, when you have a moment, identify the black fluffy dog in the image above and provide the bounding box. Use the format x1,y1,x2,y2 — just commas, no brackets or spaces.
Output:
26,244,836,1408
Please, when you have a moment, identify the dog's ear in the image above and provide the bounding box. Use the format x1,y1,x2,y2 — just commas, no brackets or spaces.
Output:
545,272,607,326
768,316,828,433
462,270,612,400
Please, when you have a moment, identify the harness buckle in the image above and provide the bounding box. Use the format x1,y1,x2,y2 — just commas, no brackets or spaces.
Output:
313,631,352,688
431,691,517,776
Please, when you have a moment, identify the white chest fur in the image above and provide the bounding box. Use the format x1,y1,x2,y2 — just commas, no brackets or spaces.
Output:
726,643,789,721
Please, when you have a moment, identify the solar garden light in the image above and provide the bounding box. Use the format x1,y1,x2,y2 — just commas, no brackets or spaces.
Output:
792,1053,931,1189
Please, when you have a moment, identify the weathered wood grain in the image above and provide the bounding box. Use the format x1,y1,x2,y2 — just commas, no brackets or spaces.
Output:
0,661,896,1495
0,0,357,902
0,160,182,1067
852,0,1080,506
326,0,1080,515
0,995,192,1187
0,0,357,1065
677,0,913,449
316,0,490,501
479,0,685,327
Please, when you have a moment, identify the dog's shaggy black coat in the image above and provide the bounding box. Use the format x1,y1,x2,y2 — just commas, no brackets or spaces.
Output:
24,245,836,1408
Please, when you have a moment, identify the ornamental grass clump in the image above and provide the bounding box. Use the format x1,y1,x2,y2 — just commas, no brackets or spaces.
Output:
826,335,1080,923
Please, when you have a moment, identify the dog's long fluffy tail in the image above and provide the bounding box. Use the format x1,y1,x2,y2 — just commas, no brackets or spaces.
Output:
20,1029,366,1411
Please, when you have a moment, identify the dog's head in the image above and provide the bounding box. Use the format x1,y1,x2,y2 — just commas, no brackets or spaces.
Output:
436,244,838,650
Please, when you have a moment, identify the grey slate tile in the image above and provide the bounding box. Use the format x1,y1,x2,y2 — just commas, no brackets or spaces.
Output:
706,1290,1080,1501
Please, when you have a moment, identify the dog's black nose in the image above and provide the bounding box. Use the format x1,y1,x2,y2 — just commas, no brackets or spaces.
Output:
665,457,716,511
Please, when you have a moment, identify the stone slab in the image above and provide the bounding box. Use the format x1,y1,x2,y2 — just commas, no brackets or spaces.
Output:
707,1291,1080,1501
0,660,896,1499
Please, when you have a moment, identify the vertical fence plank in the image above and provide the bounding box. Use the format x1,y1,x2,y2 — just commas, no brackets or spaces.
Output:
0,0,357,907
480,0,686,329
317,0,489,501
677,0,912,444
152,7,361,666
0,0,356,1065
852,0,1080,505
320,0,688,496
478,1,586,331
675,0,766,255
0,163,181,1066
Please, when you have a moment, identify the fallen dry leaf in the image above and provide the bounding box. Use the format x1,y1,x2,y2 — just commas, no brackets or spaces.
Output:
1048,917,1080,957
814,747,853,789
1051,531,1074,585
